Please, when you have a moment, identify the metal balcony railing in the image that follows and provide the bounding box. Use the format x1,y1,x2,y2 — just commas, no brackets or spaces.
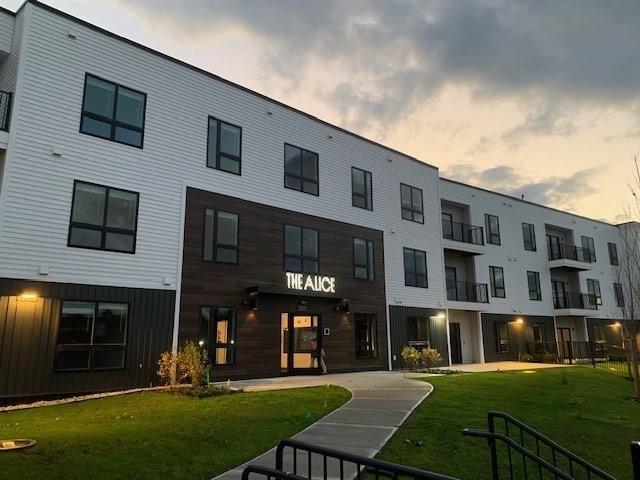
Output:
547,241,593,263
553,291,598,310
0,90,12,132
442,218,484,245
446,281,489,303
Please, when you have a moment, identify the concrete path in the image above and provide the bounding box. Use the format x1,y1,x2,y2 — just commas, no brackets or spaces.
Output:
213,371,431,480
444,361,572,373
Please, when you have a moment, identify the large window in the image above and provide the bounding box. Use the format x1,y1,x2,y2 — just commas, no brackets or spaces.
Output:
352,167,373,210
355,313,377,358
68,181,139,254
55,301,128,371
200,306,236,365
353,238,374,281
80,74,146,148
496,322,510,353
581,236,596,262
587,278,602,305
522,223,536,251
532,323,545,343
284,144,319,195
400,184,424,223
403,247,428,288
284,225,319,273
527,271,542,301
207,117,242,175
608,242,619,266
614,282,625,307
489,266,505,298
203,209,239,264
485,214,501,245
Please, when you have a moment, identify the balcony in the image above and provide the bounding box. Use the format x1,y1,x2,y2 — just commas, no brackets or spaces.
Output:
446,281,489,309
442,218,485,255
553,291,599,315
547,242,593,271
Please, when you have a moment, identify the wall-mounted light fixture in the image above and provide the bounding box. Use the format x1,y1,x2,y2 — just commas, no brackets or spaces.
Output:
512,317,524,324
18,291,38,302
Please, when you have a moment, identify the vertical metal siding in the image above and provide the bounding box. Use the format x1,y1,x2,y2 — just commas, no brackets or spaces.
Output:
481,313,554,362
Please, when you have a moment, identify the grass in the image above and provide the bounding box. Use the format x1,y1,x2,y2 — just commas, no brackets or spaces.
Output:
0,385,350,480
379,367,640,479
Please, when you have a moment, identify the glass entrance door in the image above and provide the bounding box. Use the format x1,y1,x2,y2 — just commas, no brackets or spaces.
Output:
280,313,321,374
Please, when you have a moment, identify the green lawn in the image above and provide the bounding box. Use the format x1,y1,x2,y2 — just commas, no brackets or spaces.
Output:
0,386,350,480
379,368,640,479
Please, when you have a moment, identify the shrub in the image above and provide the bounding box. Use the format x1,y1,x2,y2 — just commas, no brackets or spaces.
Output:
401,346,420,371
157,341,210,388
519,352,534,362
157,350,178,386
420,347,443,370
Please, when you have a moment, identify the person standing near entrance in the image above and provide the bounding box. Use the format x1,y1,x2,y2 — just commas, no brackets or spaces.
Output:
320,347,327,374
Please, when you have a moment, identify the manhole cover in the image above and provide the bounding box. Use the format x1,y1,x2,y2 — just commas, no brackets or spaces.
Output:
0,439,37,451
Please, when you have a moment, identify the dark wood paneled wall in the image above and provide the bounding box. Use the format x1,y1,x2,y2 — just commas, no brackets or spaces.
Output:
481,313,554,362
388,305,449,369
179,188,388,379
0,278,175,400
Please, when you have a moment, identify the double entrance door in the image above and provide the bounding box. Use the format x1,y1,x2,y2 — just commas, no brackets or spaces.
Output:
280,313,322,374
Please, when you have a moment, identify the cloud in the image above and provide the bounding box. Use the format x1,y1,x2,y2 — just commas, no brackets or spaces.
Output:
501,105,578,149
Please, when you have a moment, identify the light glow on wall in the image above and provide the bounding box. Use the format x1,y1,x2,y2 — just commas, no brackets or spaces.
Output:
18,291,38,302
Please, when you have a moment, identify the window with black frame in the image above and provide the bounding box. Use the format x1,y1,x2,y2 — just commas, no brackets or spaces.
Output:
400,183,424,223
489,266,505,298
284,225,319,273
284,144,319,195
80,74,146,148
614,282,625,307
522,222,537,251
207,117,242,175
353,238,374,281
68,181,139,253
587,278,602,305
608,242,619,266
496,322,510,353
352,167,372,210
203,209,239,264
403,247,428,288
485,214,501,245
581,236,596,262
527,271,542,301
55,301,128,371
355,313,377,358
200,306,236,365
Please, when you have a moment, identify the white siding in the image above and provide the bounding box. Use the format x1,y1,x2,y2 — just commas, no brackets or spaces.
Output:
0,10,14,57
0,4,445,308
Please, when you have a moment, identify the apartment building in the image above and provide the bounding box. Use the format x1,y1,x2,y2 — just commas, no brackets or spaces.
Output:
0,1,629,400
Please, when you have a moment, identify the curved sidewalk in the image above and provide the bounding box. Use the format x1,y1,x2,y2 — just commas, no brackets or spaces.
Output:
213,371,432,480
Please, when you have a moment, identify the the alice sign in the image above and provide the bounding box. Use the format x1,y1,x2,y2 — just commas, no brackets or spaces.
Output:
285,272,336,294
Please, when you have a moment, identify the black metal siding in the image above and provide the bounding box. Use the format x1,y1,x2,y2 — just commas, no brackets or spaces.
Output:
0,278,175,400
481,313,554,362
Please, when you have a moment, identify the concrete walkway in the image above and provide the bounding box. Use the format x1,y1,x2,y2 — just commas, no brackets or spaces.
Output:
213,371,431,480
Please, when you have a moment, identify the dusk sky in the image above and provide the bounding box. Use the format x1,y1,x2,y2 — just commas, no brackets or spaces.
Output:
5,0,639,222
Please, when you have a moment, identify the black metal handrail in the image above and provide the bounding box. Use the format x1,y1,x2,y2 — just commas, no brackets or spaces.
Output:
0,90,11,132
442,218,484,245
275,439,458,480
242,465,310,480
547,241,593,263
446,281,489,303
464,411,616,480
553,291,598,310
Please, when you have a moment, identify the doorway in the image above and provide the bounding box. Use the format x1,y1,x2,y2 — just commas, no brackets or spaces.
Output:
557,327,572,360
449,322,462,364
280,313,321,374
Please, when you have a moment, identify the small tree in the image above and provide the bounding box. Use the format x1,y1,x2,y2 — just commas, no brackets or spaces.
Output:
401,346,420,371
178,341,210,388
157,350,178,386
420,347,442,371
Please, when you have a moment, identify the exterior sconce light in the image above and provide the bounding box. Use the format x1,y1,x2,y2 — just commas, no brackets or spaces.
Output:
18,291,38,302
612,322,622,328
435,312,446,320
198,339,205,347
513,317,524,324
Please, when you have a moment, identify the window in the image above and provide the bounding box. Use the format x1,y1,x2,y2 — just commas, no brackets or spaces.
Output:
284,144,319,195
284,225,319,273
55,301,128,371
587,279,602,305
614,282,625,307
496,322,509,353
207,117,242,175
489,266,505,298
353,238,374,281
485,214,501,245
608,242,619,266
400,184,424,223
522,223,537,251
355,313,377,358
68,181,139,253
593,326,607,343
581,236,596,262
532,323,545,343
203,209,239,264
352,167,373,210
527,271,542,301
403,247,428,288
200,306,236,365
80,74,146,148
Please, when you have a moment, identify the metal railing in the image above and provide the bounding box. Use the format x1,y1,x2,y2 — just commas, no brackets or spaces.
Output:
552,292,598,310
0,90,11,132
442,218,484,245
242,466,308,480
463,411,616,480
547,241,593,263
446,281,489,303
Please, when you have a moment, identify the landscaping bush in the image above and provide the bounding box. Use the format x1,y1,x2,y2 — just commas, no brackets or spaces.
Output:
157,341,211,393
401,346,420,370
401,346,443,371
420,347,443,371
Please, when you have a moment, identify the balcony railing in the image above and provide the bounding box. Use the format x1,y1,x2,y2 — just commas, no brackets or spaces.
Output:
446,281,489,303
547,241,593,263
553,291,598,310
0,90,11,132
442,219,484,245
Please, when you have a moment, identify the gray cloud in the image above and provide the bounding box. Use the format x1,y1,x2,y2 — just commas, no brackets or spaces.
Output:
501,106,578,149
